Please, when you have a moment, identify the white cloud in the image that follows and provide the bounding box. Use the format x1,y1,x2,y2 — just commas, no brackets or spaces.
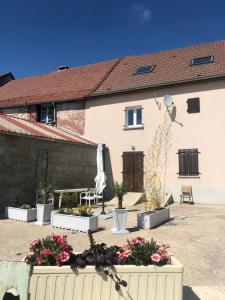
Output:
132,3,152,23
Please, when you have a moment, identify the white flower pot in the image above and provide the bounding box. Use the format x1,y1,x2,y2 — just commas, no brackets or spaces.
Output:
5,207,37,222
111,208,129,234
36,204,53,225
29,257,183,300
52,213,98,232
137,207,170,229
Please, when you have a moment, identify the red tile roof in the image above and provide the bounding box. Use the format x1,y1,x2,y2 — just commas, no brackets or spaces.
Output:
0,113,95,145
93,40,225,95
0,59,119,107
0,41,225,107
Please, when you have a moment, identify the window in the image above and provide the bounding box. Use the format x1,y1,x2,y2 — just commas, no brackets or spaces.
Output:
187,98,200,113
38,104,55,124
125,107,143,128
133,65,155,75
191,55,214,66
178,149,200,176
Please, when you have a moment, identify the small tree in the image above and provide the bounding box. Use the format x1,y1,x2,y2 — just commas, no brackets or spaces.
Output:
113,182,127,209
145,113,172,210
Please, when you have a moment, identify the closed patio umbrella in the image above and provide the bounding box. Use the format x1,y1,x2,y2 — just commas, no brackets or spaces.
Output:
94,144,107,194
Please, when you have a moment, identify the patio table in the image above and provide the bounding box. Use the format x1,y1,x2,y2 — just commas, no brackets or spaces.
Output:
54,188,89,208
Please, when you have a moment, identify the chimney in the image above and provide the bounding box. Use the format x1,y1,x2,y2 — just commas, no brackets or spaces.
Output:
58,66,70,71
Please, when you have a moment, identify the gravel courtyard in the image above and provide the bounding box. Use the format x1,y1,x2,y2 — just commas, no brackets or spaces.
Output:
0,203,225,299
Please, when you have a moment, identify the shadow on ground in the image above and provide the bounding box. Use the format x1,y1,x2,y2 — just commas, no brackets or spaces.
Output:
183,286,201,300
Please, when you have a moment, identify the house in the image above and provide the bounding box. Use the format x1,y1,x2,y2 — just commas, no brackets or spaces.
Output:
0,40,225,204
0,113,97,212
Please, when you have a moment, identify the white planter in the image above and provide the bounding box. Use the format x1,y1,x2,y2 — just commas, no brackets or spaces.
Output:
5,207,37,222
137,207,170,229
52,213,98,232
112,208,129,234
36,204,53,225
29,257,183,300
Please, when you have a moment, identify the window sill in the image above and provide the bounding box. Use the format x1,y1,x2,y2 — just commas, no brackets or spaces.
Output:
177,175,200,179
123,125,144,130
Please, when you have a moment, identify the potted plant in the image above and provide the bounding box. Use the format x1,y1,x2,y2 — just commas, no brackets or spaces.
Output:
36,181,54,225
111,182,129,234
5,195,37,222
52,201,98,232
25,233,183,300
137,196,170,229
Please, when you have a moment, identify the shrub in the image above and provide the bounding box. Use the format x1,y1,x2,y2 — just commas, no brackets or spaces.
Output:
76,205,93,217
117,237,170,266
112,182,127,209
24,234,73,266
62,192,77,211
21,204,32,209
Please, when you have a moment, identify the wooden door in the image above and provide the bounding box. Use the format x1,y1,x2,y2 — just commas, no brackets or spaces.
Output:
122,151,144,192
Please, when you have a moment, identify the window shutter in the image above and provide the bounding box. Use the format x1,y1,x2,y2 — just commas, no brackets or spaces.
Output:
36,105,41,122
189,149,199,175
178,150,188,175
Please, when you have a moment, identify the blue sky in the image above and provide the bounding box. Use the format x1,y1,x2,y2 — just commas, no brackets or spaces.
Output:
1,0,225,78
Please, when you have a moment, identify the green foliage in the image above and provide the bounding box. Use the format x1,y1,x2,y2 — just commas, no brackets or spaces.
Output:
37,181,55,204
21,204,31,209
62,193,77,210
58,208,66,214
112,182,127,209
76,205,93,217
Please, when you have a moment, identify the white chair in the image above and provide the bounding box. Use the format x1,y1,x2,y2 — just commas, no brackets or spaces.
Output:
80,188,103,206
89,188,103,205
80,190,96,206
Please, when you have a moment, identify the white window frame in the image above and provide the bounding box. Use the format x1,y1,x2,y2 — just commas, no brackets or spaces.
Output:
125,106,143,128
40,104,55,124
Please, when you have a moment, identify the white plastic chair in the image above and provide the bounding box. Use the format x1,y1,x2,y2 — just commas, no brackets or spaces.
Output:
80,188,103,206
80,190,96,206
89,188,103,205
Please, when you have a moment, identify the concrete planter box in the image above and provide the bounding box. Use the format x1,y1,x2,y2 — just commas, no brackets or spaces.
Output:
5,207,37,222
29,257,183,300
137,207,170,229
52,213,98,232
112,208,129,234
36,204,53,225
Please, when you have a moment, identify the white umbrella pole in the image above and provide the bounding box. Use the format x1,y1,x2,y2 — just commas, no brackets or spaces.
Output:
101,144,106,214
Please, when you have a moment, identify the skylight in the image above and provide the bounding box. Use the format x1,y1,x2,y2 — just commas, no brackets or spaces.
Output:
134,65,155,75
191,55,214,66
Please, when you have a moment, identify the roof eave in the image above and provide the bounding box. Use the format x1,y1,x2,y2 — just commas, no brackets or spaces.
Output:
87,73,225,98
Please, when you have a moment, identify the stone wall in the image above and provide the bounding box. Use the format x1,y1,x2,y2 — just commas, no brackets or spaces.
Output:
56,101,85,134
1,100,85,135
0,132,97,212
0,106,37,121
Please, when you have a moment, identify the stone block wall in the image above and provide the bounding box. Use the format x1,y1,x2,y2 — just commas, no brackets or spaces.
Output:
0,132,97,212
56,101,85,134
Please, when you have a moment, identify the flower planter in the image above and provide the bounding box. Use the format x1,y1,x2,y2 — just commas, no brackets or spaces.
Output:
29,257,183,300
5,207,37,222
52,213,98,232
137,207,170,229
112,208,129,234
36,204,53,225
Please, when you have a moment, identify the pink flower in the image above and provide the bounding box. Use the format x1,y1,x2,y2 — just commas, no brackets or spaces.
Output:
151,253,161,263
41,248,52,256
36,257,43,265
160,252,170,261
59,251,70,262
117,249,132,260
29,239,40,250
131,237,145,246
122,243,130,249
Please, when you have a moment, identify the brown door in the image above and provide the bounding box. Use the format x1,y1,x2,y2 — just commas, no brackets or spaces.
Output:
122,151,144,192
